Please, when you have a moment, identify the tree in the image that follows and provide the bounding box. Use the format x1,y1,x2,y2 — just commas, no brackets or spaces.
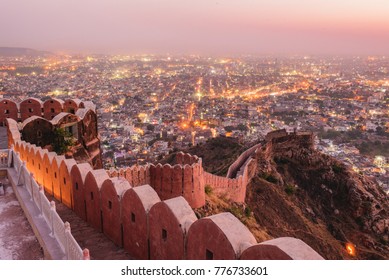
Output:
52,128,74,155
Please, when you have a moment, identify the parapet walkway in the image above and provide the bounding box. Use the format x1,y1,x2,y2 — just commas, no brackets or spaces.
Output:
0,176,44,260
49,196,133,260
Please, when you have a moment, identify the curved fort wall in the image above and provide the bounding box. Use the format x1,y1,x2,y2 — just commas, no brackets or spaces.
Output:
107,150,256,208
0,98,86,125
3,97,102,169
7,117,323,260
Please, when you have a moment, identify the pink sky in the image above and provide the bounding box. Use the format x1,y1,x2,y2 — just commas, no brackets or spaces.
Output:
1,0,388,55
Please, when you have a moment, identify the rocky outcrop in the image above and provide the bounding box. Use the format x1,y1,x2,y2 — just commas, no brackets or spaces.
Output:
249,131,389,259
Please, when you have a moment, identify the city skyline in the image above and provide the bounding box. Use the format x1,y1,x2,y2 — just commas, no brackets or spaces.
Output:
1,0,389,56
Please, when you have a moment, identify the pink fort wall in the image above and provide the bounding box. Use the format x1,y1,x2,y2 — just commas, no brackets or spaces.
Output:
100,178,131,247
71,163,92,221
148,197,197,260
84,170,109,231
121,185,161,260
7,120,324,261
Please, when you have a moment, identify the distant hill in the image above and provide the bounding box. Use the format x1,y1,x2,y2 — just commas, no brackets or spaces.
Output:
0,47,52,57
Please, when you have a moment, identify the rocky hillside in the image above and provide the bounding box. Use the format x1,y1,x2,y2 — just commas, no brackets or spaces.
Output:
191,133,389,259
161,136,248,176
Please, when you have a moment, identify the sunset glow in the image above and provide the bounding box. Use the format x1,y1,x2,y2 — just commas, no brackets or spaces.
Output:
1,0,388,55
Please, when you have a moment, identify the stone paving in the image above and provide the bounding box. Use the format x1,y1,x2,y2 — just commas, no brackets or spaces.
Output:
48,196,134,260
0,177,44,260
1,126,133,260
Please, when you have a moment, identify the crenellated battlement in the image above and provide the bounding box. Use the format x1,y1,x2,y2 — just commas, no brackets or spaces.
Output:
6,118,323,260
0,97,95,125
107,148,257,208
4,98,102,169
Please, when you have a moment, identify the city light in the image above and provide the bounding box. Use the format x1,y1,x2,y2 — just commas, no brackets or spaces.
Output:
346,243,356,256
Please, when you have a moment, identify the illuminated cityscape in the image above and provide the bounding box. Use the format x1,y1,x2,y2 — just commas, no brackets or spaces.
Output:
1,0,389,264
1,54,388,194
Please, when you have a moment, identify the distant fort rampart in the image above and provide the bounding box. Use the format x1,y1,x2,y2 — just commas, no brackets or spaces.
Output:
107,148,259,208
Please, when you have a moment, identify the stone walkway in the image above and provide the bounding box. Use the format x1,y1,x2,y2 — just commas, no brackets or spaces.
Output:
1,126,132,260
52,198,133,260
0,127,7,149
0,177,44,260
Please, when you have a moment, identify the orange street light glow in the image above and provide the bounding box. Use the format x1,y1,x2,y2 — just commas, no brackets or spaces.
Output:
346,243,356,256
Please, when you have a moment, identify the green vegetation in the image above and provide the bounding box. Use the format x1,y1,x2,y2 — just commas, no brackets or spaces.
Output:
262,173,278,183
204,184,213,195
244,206,252,218
52,128,74,155
284,184,296,195
228,205,252,220
228,205,241,217
274,157,289,164
332,163,345,174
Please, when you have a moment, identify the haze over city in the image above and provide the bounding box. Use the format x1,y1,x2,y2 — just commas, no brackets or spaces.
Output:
1,0,389,266
1,0,389,55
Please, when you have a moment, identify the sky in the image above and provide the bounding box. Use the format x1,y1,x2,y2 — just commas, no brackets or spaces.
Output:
1,0,389,55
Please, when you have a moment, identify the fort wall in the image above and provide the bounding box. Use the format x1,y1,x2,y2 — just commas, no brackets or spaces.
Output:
9,124,323,260
108,150,256,207
226,143,261,178
3,98,102,169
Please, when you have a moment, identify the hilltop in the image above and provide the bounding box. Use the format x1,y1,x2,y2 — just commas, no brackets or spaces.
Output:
0,47,52,57
161,136,249,176
189,133,389,259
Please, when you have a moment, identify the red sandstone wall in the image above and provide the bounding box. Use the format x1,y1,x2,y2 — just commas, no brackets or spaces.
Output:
43,99,63,120
114,153,207,209
2,98,87,122
111,150,255,208
100,178,131,246
20,98,42,122
26,145,37,178
8,112,323,261
121,186,161,259
42,152,56,195
84,170,110,231
5,98,102,169
59,159,77,209
34,148,46,186
226,144,261,178
52,156,64,201
71,163,92,221
63,99,84,114
6,119,21,148
240,244,291,260
100,179,122,246
186,218,236,259
240,237,324,260
0,99,18,125
148,200,189,260
203,172,245,202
